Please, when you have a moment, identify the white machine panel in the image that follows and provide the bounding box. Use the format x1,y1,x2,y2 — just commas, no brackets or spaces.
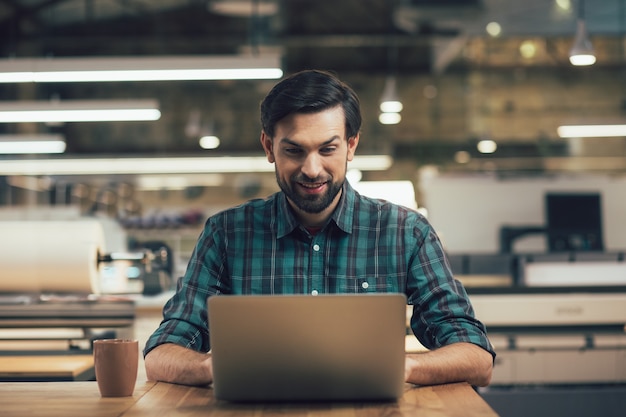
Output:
525,262,626,287
469,293,626,327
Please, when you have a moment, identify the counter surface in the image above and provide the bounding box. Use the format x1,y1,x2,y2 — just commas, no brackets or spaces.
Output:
0,354,94,381
0,380,498,417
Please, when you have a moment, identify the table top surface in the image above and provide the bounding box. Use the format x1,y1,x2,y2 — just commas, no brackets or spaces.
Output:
0,380,498,417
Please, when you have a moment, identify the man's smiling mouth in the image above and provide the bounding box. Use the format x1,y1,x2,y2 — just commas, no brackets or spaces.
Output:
297,181,328,193
299,182,325,188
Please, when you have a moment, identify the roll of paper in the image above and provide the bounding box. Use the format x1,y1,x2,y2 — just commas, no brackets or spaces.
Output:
0,219,106,294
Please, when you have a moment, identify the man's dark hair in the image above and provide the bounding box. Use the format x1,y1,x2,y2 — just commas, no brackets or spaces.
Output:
260,69,362,140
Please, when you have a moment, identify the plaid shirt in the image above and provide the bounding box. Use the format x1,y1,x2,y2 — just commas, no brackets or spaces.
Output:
144,182,494,358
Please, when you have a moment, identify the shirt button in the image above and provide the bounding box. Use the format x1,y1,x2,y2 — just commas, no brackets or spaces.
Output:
311,290,319,296
313,244,320,251
361,281,369,290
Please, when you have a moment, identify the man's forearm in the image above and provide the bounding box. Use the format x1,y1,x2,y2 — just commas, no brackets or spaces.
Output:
405,342,493,387
144,343,213,386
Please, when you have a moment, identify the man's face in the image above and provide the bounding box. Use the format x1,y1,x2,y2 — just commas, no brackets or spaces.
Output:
260,106,359,220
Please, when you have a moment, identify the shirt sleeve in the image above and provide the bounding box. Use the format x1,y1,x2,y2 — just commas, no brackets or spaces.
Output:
406,218,496,359
143,218,228,357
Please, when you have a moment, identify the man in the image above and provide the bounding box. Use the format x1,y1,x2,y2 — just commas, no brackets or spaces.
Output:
144,69,495,387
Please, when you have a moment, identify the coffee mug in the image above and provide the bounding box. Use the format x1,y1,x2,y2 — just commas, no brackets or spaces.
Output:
93,339,139,397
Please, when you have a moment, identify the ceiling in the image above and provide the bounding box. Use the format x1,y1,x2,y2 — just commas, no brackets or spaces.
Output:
1,0,626,180
2,0,624,70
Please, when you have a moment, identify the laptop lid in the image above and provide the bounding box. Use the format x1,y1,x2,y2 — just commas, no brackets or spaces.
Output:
208,293,407,402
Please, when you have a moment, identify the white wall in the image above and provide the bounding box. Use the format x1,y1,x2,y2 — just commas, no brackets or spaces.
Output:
351,180,418,210
418,170,626,253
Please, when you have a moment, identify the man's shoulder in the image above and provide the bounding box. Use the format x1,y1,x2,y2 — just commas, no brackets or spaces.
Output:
208,194,278,222
350,191,432,234
354,191,422,219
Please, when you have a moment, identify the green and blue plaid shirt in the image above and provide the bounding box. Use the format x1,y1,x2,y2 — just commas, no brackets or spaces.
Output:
144,182,494,358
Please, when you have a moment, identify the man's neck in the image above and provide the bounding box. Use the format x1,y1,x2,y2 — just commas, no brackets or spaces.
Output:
289,189,342,229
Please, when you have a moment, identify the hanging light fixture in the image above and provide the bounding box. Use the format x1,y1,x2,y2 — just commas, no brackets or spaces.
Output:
379,76,403,114
199,120,221,150
378,76,403,125
379,43,402,125
569,0,596,66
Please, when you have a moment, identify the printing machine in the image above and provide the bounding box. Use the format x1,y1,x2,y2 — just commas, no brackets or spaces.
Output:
0,294,135,353
0,216,173,382
0,246,171,357
452,252,626,386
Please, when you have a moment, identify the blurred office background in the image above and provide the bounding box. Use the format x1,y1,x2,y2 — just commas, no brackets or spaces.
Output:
0,1,626,416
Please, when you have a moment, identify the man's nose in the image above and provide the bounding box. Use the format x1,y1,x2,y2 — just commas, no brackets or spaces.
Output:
301,153,323,179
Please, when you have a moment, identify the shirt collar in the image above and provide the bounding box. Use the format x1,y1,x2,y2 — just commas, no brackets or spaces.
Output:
275,181,356,238
276,192,299,238
330,181,355,234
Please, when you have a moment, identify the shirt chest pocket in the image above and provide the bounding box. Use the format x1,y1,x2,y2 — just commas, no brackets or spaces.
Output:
327,252,405,293
333,276,393,293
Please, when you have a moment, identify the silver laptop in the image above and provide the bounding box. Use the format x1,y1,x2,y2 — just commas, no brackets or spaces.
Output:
208,293,407,402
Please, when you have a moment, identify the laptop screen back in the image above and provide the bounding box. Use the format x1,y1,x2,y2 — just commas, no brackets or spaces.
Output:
208,293,407,402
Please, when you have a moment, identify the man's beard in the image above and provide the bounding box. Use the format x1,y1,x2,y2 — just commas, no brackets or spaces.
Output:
276,171,344,214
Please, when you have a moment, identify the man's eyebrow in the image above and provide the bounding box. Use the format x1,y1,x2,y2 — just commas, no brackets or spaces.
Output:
278,136,341,147
277,137,301,147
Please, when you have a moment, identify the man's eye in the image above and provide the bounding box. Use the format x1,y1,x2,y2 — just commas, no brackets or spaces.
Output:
321,147,337,154
284,148,302,155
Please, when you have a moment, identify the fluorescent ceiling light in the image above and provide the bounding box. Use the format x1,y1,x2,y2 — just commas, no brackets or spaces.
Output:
557,124,626,138
0,54,283,83
351,155,393,170
0,155,392,176
0,134,66,154
0,100,161,123
137,174,225,190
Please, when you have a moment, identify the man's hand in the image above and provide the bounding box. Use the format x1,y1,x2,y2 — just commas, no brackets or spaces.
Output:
144,343,213,386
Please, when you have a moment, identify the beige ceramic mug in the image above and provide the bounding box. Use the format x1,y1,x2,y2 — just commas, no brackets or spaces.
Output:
93,339,139,397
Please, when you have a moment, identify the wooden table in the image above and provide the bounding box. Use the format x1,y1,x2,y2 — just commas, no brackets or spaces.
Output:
0,380,498,416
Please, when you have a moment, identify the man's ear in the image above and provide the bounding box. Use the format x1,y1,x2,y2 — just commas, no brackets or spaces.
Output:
346,133,360,162
260,131,275,163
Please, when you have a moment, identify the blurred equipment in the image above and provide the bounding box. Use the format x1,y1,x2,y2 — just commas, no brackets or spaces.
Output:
0,219,106,294
499,192,604,253
0,218,139,381
464,251,626,386
545,192,603,252
471,286,626,387
118,241,174,296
